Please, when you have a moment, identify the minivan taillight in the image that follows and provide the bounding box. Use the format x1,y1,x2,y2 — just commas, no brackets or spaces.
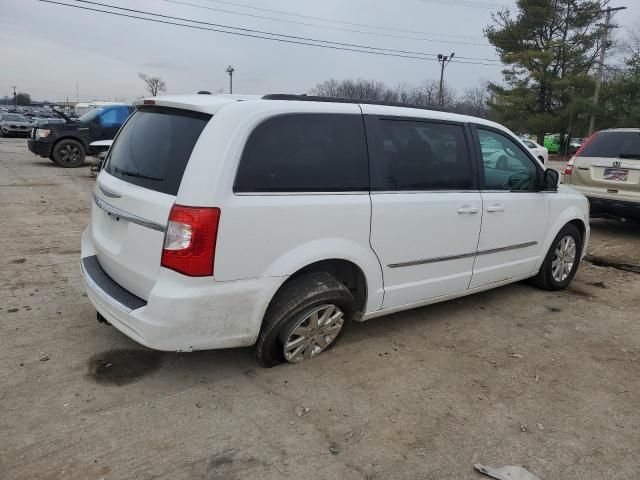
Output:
161,205,220,277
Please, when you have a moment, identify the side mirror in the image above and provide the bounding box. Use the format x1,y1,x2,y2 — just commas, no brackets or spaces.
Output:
543,168,559,191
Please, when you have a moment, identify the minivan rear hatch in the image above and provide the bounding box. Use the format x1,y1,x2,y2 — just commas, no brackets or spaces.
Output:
571,130,640,194
91,106,211,299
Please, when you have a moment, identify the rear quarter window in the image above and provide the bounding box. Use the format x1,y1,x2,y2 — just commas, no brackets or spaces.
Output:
581,131,640,158
104,107,211,195
234,113,369,192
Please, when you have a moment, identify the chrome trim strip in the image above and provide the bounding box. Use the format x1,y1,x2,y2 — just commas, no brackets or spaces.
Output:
93,194,166,232
80,259,132,313
388,251,476,268
99,185,121,198
477,241,538,256
388,241,538,268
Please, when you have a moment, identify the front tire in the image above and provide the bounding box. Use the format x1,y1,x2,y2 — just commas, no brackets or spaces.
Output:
256,272,355,368
532,224,582,290
53,139,85,167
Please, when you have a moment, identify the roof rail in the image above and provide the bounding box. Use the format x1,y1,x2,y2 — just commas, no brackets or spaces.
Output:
261,94,446,113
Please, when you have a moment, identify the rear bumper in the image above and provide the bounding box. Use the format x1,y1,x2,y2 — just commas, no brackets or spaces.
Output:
587,196,640,220
80,228,283,351
28,139,52,157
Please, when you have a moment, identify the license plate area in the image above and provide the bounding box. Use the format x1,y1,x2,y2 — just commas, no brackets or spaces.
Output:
603,167,628,182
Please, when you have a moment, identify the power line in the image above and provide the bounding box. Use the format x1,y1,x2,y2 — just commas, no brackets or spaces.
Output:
161,0,496,48
70,0,501,62
416,0,510,9
39,0,503,66
203,0,485,40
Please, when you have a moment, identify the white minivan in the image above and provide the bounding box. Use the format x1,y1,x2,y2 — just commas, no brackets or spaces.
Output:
81,94,590,366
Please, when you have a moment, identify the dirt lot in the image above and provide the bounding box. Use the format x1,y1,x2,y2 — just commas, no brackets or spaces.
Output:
1,137,639,479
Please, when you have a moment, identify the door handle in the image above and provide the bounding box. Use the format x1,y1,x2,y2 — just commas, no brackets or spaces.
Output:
457,205,480,214
486,204,505,213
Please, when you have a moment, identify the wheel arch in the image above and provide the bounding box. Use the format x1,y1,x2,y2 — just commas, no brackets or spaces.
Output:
539,205,589,271
52,135,88,152
283,259,369,315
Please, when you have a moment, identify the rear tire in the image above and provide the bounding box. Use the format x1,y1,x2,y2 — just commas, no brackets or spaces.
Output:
53,139,85,168
532,223,582,291
256,272,355,368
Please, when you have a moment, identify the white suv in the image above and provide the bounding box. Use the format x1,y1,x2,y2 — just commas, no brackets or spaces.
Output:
81,94,590,367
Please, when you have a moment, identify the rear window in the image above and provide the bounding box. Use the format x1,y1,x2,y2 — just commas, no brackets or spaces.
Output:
104,107,211,195
234,113,369,192
581,131,640,158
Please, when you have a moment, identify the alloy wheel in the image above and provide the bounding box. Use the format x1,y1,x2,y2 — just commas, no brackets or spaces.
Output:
282,304,344,363
551,235,577,282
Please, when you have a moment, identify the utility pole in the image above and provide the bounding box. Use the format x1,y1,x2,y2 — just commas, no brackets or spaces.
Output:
11,85,17,109
589,5,626,135
437,53,454,107
225,65,235,94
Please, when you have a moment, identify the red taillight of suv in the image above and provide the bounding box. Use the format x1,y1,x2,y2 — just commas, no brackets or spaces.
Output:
565,132,598,175
161,205,220,277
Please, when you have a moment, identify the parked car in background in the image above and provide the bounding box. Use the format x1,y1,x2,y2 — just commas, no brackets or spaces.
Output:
568,137,585,155
0,113,32,137
521,138,549,164
81,94,589,367
481,135,546,169
563,128,640,220
544,134,561,154
27,104,133,167
88,139,113,176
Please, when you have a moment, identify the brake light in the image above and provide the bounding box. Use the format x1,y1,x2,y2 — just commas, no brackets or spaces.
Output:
161,205,220,277
143,99,155,105
564,157,575,175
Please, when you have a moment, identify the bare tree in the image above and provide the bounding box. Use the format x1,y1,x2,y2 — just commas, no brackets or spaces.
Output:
395,80,455,108
623,23,640,73
138,72,167,97
311,78,398,103
454,82,493,118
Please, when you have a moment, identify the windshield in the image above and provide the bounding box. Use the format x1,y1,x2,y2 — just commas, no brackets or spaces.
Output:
581,131,640,158
78,108,103,123
2,114,28,122
104,107,211,195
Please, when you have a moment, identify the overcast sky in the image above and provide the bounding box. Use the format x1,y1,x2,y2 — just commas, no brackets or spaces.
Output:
1,0,638,102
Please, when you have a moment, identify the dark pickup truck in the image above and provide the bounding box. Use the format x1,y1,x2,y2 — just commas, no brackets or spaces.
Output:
28,105,134,167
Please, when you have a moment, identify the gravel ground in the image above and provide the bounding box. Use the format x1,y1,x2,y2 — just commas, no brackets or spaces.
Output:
1,137,639,479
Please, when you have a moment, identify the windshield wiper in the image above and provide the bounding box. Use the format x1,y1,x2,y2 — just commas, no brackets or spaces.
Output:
619,153,640,159
114,166,162,181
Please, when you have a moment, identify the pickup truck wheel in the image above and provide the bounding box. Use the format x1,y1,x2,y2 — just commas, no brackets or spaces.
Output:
53,139,85,168
532,224,582,291
256,272,355,368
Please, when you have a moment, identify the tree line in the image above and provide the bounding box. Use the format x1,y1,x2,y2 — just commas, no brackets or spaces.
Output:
311,1,640,145
311,78,493,119
0,93,32,106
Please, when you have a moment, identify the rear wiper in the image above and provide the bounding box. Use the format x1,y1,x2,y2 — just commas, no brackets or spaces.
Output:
619,153,640,159
114,166,162,181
